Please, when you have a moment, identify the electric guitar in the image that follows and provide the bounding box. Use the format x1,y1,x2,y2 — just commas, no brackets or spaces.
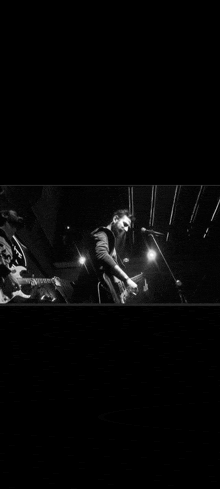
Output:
99,272,145,304
0,265,64,304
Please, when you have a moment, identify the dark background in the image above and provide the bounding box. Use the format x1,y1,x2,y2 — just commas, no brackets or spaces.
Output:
0,306,218,488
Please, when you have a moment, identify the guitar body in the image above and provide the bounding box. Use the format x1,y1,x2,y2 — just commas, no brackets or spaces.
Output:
7,265,28,282
100,274,124,303
0,266,31,303
0,266,64,304
0,287,29,303
99,272,144,304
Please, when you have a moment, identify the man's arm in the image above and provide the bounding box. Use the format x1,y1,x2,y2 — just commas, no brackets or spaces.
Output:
0,236,12,278
94,232,136,288
0,236,21,290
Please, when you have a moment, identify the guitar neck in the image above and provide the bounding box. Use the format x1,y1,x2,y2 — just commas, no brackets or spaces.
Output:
19,278,54,285
131,273,143,283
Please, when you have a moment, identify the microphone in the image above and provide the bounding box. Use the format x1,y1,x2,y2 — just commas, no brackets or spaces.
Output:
141,227,165,236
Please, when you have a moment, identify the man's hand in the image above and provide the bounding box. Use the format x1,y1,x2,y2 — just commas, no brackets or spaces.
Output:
30,275,38,287
126,278,138,295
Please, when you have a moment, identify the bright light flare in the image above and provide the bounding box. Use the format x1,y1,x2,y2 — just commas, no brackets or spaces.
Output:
146,249,157,261
79,256,86,265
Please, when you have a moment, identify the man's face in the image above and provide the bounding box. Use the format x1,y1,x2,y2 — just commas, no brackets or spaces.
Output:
111,215,131,237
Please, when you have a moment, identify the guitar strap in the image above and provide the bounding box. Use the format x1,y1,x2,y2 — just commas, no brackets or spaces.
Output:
11,236,27,267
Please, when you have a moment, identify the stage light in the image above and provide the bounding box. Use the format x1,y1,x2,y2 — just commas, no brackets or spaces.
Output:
146,249,157,261
79,256,86,265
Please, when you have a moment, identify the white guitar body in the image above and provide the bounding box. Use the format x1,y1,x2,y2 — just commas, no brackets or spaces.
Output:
0,266,62,304
0,288,31,303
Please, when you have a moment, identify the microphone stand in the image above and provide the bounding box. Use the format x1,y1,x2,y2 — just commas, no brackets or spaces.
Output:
148,233,188,303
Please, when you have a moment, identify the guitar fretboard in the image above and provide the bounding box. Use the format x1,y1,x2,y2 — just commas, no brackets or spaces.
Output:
131,273,143,283
19,278,54,285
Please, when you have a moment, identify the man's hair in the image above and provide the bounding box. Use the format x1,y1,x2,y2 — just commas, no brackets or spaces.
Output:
112,209,136,223
0,209,24,229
